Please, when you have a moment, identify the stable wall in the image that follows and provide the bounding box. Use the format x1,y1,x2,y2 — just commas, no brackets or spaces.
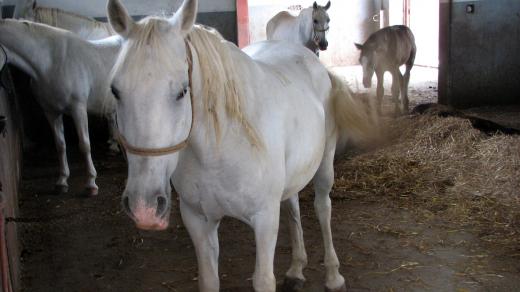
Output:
2,0,238,43
0,54,22,292
439,0,520,108
248,0,383,66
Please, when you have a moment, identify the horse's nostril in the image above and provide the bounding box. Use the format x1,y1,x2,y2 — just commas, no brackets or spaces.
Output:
156,195,168,218
122,196,132,215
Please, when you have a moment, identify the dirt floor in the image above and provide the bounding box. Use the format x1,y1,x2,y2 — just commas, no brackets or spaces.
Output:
16,67,520,291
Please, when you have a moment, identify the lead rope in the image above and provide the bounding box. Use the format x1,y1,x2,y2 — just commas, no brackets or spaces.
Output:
116,40,194,157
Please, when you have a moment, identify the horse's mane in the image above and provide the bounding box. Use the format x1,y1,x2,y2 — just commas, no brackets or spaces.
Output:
34,6,113,33
16,18,79,38
126,17,261,148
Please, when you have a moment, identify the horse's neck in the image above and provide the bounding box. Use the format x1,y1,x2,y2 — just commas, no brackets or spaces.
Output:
36,8,112,40
0,26,53,79
1,47,38,78
188,43,253,155
297,8,314,45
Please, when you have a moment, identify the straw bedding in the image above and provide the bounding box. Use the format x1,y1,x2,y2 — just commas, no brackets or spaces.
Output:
332,113,520,252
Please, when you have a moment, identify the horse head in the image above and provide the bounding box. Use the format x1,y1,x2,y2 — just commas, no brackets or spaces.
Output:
312,1,331,51
355,42,376,88
108,0,197,230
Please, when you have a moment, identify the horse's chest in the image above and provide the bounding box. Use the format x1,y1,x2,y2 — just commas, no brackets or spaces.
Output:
174,157,283,219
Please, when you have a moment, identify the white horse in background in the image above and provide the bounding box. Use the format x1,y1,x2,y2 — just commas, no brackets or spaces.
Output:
0,19,121,195
108,0,376,291
14,0,114,40
267,1,331,55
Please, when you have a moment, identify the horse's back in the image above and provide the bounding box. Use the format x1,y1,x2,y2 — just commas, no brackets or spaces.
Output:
243,40,331,198
244,40,330,103
370,25,416,66
266,11,298,41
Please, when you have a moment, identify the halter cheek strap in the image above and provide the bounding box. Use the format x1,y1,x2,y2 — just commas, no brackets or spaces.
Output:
116,41,194,157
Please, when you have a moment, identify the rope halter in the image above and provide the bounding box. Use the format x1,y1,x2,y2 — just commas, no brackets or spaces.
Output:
116,41,194,157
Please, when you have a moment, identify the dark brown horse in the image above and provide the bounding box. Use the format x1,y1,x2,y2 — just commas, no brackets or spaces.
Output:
355,25,416,114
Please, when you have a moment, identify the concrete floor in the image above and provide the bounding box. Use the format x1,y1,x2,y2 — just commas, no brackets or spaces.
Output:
330,65,439,107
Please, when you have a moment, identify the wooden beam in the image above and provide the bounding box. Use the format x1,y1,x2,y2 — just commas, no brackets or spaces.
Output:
236,0,250,48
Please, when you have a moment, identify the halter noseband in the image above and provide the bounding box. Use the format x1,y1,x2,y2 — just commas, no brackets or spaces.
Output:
117,41,194,157
311,11,329,43
314,27,329,33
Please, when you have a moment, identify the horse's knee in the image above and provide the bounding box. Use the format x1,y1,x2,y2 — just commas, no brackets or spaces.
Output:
55,140,66,152
314,169,333,193
79,142,91,154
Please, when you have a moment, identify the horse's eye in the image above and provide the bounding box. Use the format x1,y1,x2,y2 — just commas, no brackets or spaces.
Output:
327,18,330,23
177,87,189,100
111,85,120,100
313,19,318,24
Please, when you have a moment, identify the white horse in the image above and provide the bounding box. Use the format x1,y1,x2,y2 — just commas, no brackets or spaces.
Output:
14,0,114,40
267,1,331,55
108,0,376,291
0,19,121,195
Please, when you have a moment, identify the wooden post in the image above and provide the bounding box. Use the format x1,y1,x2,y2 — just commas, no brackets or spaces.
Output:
236,0,250,48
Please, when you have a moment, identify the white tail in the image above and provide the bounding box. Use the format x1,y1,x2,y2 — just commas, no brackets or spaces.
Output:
329,71,380,146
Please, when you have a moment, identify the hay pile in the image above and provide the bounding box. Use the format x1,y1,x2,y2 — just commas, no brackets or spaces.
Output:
333,113,520,251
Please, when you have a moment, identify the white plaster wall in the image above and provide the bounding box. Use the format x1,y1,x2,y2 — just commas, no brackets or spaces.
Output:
5,0,235,17
249,0,382,66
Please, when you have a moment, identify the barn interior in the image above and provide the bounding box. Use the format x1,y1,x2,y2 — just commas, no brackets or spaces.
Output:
0,0,519,291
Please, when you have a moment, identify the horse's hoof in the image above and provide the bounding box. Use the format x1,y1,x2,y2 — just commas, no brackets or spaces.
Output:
281,277,305,292
84,187,99,197
55,185,69,194
325,283,347,292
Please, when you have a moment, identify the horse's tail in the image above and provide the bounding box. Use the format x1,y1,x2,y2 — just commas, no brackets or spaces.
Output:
328,71,380,146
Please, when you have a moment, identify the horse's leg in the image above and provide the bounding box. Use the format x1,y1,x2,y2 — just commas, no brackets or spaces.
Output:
313,147,346,292
391,69,404,115
70,107,98,196
44,112,70,193
402,65,412,114
281,194,308,292
375,71,384,115
106,111,120,154
180,200,220,292
252,204,280,292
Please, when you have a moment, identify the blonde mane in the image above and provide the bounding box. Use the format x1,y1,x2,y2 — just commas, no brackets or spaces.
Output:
34,7,114,35
188,25,261,148
121,18,262,148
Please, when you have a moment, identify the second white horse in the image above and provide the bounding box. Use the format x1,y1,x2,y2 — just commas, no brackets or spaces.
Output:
267,1,331,55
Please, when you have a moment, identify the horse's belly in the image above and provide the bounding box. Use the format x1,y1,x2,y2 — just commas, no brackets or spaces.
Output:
282,104,326,200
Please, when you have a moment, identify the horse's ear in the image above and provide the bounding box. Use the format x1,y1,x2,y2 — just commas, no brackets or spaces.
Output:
107,0,135,39
324,1,331,10
354,43,363,50
313,2,318,10
170,0,198,36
